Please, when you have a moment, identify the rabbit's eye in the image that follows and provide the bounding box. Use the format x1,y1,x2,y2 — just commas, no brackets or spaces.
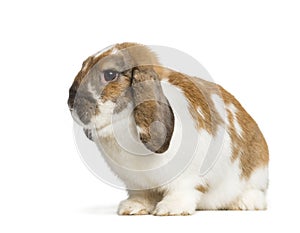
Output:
103,70,119,82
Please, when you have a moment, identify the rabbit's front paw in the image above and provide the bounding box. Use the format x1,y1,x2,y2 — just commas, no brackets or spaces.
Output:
118,199,152,215
153,199,196,216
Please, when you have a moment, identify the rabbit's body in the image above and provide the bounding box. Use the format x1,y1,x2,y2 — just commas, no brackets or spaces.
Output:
68,43,269,215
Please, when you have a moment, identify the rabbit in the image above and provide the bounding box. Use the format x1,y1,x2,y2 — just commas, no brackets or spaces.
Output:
68,42,269,215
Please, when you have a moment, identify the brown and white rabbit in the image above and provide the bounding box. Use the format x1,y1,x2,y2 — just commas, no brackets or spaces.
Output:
68,43,269,215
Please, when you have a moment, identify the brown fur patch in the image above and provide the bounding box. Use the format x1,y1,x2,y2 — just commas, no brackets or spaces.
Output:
115,43,159,67
101,75,131,102
195,184,209,193
218,86,269,179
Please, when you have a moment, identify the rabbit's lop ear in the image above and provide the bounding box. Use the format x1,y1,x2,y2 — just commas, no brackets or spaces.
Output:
131,66,174,154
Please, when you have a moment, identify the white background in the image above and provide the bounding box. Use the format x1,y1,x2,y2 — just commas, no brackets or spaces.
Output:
0,0,299,232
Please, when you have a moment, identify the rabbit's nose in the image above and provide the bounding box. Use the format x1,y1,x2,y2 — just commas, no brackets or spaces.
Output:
73,96,97,125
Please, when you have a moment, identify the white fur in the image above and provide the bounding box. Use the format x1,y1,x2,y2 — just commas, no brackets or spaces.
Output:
227,103,243,137
234,118,243,137
153,191,198,215
197,107,205,119
111,47,119,55
248,166,269,191
233,166,268,210
93,100,115,130
237,189,267,210
211,93,227,124
136,126,145,135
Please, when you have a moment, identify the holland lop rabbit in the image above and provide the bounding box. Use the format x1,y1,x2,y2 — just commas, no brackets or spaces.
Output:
68,43,269,215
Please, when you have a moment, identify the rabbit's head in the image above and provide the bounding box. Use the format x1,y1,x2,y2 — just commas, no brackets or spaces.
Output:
68,43,174,153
